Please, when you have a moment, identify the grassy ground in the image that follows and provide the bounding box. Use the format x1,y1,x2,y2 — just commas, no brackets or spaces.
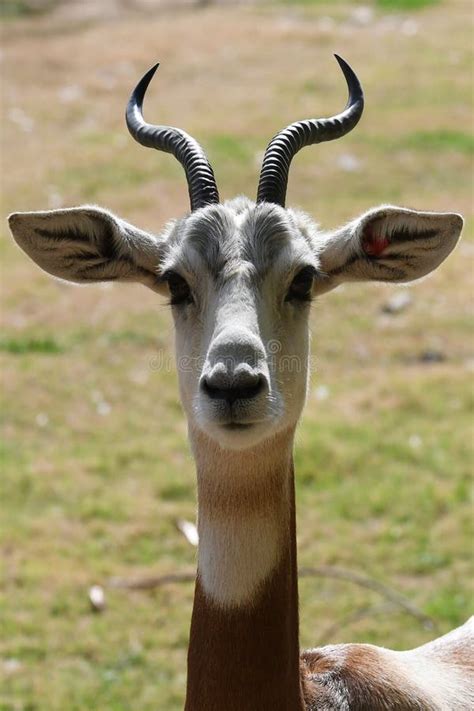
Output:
1,1,473,709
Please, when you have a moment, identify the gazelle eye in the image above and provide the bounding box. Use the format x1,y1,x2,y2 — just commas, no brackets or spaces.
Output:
163,270,193,306
285,266,316,303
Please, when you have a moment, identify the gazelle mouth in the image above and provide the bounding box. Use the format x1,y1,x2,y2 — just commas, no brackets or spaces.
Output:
222,422,254,431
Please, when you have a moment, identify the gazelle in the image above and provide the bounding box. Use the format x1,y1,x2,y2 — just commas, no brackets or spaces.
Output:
9,56,473,710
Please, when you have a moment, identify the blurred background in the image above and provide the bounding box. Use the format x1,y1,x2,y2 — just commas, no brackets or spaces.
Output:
1,1,472,709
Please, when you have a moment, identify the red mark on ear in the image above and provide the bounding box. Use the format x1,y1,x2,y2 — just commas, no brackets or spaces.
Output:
362,227,390,257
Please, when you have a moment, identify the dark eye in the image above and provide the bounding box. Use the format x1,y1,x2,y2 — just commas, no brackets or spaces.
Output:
285,266,316,303
163,270,193,306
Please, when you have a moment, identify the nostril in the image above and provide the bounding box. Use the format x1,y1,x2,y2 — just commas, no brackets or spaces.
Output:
231,375,264,402
201,374,265,403
201,377,218,399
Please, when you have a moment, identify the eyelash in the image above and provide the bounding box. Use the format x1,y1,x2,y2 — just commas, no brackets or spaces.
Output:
285,266,316,303
162,270,194,306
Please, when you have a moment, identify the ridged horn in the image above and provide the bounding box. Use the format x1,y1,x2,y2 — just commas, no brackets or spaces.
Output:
256,55,364,207
126,63,220,211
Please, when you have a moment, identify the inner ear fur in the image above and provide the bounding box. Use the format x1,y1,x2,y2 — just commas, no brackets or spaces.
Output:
314,205,463,294
8,206,167,294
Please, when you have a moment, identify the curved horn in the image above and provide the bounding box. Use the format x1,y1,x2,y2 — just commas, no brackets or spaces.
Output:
126,63,219,211
256,55,364,207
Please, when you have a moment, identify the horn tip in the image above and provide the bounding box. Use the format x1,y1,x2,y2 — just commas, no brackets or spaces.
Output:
144,61,161,80
127,61,161,116
333,53,363,103
333,53,348,69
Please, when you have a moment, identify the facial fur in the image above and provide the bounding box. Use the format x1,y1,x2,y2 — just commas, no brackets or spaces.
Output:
161,197,319,450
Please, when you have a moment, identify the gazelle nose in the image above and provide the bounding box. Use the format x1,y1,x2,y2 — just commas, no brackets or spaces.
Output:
201,364,266,404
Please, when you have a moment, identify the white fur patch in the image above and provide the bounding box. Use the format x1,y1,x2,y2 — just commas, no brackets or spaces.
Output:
198,509,283,608
396,650,474,710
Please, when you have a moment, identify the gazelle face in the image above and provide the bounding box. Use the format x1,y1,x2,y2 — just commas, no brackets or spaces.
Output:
8,199,462,454
164,199,317,450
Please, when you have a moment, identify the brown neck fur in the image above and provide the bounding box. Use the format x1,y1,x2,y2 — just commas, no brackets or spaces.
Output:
184,427,305,711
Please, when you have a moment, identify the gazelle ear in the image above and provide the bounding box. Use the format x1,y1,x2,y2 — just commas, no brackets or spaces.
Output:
313,206,463,295
8,206,166,293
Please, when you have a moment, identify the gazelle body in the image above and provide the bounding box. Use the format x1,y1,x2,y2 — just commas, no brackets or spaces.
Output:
8,57,473,710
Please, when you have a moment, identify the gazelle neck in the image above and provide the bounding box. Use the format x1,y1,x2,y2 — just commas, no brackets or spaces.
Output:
184,427,305,711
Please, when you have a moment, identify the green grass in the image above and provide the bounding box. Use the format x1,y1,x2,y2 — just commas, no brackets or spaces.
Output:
0,0,57,19
376,0,439,8
278,0,439,7
277,0,345,6
0,336,64,354
57,161,170,202
207,133,256,164
1,1,472,709
403,130,474,153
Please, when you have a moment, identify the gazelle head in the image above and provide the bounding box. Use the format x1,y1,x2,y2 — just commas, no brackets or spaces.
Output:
8,57,463,451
